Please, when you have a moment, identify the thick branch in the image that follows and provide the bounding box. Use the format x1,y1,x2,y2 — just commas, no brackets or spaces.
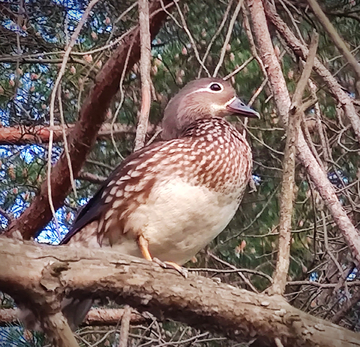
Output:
0,237,359,347
6,0,172,240
247,0,360,267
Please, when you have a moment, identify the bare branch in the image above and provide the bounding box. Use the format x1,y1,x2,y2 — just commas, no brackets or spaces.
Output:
270,32,319,295
134,0,152,151
46,0,101,238
78,171,106,184
0,307,145,327
118,306,131,347
264,1,360,143
213,0,243,77
0,123,159,145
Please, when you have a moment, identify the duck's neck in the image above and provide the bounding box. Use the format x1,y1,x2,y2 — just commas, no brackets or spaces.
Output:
181,117,244,142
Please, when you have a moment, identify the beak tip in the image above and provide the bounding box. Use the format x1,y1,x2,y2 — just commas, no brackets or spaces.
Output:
253,111,261,119
226,97,260,119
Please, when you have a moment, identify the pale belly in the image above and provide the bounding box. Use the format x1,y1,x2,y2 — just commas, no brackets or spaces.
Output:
68,178,245,265
115,178,242,265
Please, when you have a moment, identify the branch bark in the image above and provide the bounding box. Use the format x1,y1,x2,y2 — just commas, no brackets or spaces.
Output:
6,0,172,240
270,33,319,295
0,307,145,327
0,123,158,145
1,237,360,347
135,0,152,151
246,0,360,267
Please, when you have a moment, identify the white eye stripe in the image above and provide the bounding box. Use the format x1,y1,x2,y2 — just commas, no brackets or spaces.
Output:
187,82,225,95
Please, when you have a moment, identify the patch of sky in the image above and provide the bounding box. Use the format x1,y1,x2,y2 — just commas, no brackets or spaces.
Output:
19,145,46,164
68,9,84,21
37,206,72,245
9,196,30,218
37,196,90,244
0,214,9,229
0,144,49,166
348,268,357,281
1,19,27,37
309,272,318,281
0,146,14,158
1,62,11,69
0,327,31,347
252,174,261,186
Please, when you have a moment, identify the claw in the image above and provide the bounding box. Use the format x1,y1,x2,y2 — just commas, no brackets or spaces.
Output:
138,235,188,278
153,258,188,278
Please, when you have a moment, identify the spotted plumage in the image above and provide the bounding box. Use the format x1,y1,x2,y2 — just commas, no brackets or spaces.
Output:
62,116,252,265
52,77,259,330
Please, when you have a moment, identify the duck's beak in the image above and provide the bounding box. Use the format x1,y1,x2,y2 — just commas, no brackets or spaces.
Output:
226,97,260,118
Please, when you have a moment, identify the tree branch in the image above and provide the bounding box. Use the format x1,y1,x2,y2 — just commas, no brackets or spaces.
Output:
1,237,360,347
270,32,319,295
0,123,158,145
0,307,145,327
264,1,360,143
134,0,152,151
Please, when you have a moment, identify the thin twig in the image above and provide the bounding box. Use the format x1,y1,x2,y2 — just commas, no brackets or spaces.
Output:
169,1,210,76
213,0,243,77
207,251,259,293
223,56,254,80
197,0,234,78
58,87,77,199
47,0,100,237
110,37,135,160
307,0,360,96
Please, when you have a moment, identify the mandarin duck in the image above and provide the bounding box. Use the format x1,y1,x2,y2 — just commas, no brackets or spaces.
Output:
24,78,259,330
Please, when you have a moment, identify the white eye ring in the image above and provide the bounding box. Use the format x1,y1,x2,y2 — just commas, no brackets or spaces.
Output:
208,82,223,92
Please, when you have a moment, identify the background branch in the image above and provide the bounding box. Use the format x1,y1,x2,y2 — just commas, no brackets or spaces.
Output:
134,0,152,151
270,32,319,295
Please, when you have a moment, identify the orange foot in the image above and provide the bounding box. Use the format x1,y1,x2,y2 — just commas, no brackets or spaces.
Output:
137,235,188,278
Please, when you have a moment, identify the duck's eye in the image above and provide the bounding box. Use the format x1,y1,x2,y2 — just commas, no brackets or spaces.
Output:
209,83,223,92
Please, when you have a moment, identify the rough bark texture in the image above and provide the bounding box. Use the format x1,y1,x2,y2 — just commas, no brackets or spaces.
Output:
6,0,171,240
1,237,360,347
